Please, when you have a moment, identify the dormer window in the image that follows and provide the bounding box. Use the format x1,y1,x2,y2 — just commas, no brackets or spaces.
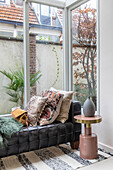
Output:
41,5,50,16
40,4,51,25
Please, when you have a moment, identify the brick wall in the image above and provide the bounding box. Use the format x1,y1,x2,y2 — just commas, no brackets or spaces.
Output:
29,34,36,75
29,34,36,95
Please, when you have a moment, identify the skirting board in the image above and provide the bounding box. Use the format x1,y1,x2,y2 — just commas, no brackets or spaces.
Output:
98,142,113,154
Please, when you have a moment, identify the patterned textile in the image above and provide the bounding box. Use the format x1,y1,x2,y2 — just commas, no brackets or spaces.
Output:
0,144,112,170
39,90,63,126
25,96,48,127
50,87,74,123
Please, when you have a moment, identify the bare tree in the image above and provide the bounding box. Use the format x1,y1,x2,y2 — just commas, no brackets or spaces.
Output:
72,5,97,103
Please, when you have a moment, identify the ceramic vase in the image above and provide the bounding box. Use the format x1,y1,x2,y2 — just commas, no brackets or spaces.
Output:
83,96,95,117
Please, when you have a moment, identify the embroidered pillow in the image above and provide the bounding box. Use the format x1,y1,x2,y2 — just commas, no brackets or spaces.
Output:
50,87,74,123
39,90,63,126
25,96,48,127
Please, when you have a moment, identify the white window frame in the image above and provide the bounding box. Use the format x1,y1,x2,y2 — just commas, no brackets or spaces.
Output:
23,0,67,108
23,0,100,114
67,0,100,114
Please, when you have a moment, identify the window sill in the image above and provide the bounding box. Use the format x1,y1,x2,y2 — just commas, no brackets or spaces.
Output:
0,114,12,117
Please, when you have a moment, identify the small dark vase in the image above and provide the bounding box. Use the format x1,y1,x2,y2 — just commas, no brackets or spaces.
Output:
83,96,95,117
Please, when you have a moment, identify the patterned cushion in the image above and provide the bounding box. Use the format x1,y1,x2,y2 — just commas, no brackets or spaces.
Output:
25,96,48,127
39,90,63,126
50,87,74,123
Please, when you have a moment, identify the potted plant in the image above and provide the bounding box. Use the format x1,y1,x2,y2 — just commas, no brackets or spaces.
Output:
0,67,42,108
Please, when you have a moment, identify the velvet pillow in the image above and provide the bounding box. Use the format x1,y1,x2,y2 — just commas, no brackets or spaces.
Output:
25,96,48,127
39,90,63,126
50,87,73,123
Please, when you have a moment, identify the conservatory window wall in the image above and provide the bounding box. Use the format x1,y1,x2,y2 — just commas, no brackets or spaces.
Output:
22,0,100,113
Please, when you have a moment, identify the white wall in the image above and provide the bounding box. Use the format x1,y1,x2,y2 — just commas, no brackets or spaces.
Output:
36,43,63,94
94,0,113,153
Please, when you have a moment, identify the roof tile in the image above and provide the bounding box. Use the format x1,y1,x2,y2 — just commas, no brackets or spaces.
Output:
0,1,38,24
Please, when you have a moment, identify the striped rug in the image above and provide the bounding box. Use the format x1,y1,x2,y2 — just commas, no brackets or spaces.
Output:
0,144,112,170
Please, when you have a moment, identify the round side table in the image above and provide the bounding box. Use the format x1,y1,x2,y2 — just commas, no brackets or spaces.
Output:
74,115,102,159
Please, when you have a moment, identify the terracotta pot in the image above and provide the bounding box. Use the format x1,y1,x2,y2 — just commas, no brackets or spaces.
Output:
83,96,95,117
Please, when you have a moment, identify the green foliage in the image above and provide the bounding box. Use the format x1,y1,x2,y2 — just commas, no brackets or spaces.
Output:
39,36,42,40
74,83,97,107
74,84,89,106
30,70,42,86
52,47,60,86
48,37,50,41
0,67,42,108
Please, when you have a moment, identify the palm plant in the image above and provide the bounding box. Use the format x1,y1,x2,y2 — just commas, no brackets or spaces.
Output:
0,67,42,108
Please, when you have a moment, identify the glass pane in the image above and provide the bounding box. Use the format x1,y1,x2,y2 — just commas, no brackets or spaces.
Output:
0,0,24,114
72,0,97,107
30,3,63,97
41,5,50,16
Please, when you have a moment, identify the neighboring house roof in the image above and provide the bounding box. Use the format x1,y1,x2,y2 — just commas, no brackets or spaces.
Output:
0,1,38,24
0,1,62,32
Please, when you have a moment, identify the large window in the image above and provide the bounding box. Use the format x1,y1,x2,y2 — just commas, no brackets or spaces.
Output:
0,0,24,114
30,3,63,97
0,1,23,114
0,0,98,114
0,1,63,114
71,0,97,107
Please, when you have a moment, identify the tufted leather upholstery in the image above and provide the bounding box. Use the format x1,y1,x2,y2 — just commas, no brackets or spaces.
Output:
0,100,81,158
